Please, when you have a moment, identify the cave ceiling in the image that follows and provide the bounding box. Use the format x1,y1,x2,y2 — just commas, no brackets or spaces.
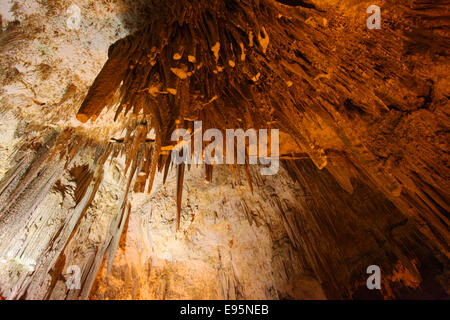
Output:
0,0,448,300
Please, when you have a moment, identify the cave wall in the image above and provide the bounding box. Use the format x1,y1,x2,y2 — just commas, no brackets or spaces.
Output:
0,0,448,300
90,160,448,300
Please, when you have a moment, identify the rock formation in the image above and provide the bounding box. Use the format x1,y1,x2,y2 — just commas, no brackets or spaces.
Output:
0,0,448,299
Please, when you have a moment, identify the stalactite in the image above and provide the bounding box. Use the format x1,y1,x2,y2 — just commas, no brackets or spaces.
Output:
176,163,186,232
0,0,447,300
75,1,449,239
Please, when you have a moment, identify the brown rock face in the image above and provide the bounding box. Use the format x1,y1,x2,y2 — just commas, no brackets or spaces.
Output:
0,0,448,300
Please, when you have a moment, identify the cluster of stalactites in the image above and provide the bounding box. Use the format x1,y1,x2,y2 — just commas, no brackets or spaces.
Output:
76,0,308,230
